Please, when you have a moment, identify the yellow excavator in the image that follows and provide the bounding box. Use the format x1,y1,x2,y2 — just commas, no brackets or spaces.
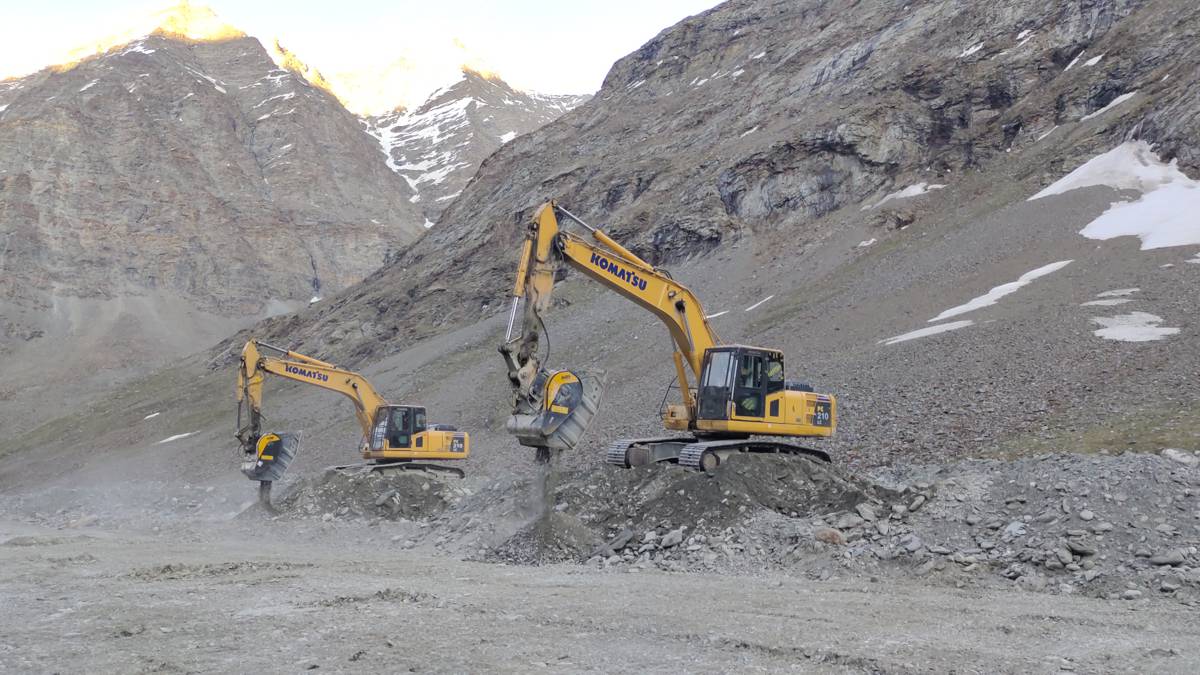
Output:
499,202,836,470
236,339,469,506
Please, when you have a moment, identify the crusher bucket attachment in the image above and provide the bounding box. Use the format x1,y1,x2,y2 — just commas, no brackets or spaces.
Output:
507,369,604,454
240,432,301,511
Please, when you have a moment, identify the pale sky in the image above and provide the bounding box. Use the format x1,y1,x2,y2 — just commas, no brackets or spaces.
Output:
0,0,722,98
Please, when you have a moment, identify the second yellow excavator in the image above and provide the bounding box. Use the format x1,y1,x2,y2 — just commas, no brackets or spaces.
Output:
236,339,469,506
499,202,836,470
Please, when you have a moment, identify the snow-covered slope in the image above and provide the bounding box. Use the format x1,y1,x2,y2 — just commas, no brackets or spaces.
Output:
366,69,589,225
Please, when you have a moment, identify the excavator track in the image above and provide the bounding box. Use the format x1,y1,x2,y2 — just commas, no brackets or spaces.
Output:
677,439,831,471
607,436,830,470
605,436,698,467
326,460,466,479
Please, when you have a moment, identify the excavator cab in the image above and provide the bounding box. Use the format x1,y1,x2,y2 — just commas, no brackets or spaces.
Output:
363,404,469,461
696,347,783,420
367,405,420,451
693,346,836,436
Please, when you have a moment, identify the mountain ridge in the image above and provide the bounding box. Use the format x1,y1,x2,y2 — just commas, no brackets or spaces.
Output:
366,68,590,226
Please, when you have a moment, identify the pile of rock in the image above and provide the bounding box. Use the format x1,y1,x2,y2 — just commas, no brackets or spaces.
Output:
565,450,1197,604
273,468,469,521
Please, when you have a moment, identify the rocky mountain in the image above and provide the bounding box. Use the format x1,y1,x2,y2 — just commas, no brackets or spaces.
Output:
366,69,589,227
218,0,1200,479
0,9,424,430
277,0,1200,356
2,1,1199,651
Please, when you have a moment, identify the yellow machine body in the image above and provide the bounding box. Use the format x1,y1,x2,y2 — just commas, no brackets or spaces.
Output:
236,340,470,467
499,202,836,460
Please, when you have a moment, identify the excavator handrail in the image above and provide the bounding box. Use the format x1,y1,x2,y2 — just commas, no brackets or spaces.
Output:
656,376,694,420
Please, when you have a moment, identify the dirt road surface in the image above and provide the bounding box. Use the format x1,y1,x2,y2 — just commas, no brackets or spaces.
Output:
2,519,1196,674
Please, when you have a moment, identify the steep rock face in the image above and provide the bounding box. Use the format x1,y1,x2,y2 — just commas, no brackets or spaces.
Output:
272,0,1200,361
0,28,425,426
0,32,423,326
366,69,589,228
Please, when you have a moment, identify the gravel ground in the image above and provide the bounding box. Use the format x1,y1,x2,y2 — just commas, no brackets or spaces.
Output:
3,517,1199,674
16,446,1193,609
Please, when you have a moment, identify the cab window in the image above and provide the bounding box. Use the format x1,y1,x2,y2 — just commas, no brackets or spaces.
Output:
734,352,765,417
738,354,762,388
765,355,784,392
703,351,735,388
388,408,411,448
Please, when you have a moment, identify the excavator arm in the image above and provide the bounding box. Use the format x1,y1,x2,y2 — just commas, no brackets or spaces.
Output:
236,340,388,456
499,202,722,452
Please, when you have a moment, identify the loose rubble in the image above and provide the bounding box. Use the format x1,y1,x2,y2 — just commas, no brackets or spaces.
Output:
472,451,1198,604
270,469,469,521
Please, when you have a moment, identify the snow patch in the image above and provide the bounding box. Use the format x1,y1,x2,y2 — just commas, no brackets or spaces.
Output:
500,131,517,144
415,161,469,186
157,432,198,444
744,295,774,312
1188,253,1200,265
856,238,877,248
1096,288,1139,298
1081,299,1132,307
79,79,100,92
740,126,759,138
1030,142,1184,200
122,41,156,56
1036,126,1059,142
423,218,435,229
254,92,295,108
705,310,729,319
1080,182,1200,249
929,260,1073,322
1082,92,1136,121
959,43,983,58
881,320,974,346
1091,312,1179,342
751,51,766,60
1084,53,1104,67
1032,142,1200,250
863,183,946,210
731,69,745,78
309,296,321,304
143,412,161,420
1065,51,1084,71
